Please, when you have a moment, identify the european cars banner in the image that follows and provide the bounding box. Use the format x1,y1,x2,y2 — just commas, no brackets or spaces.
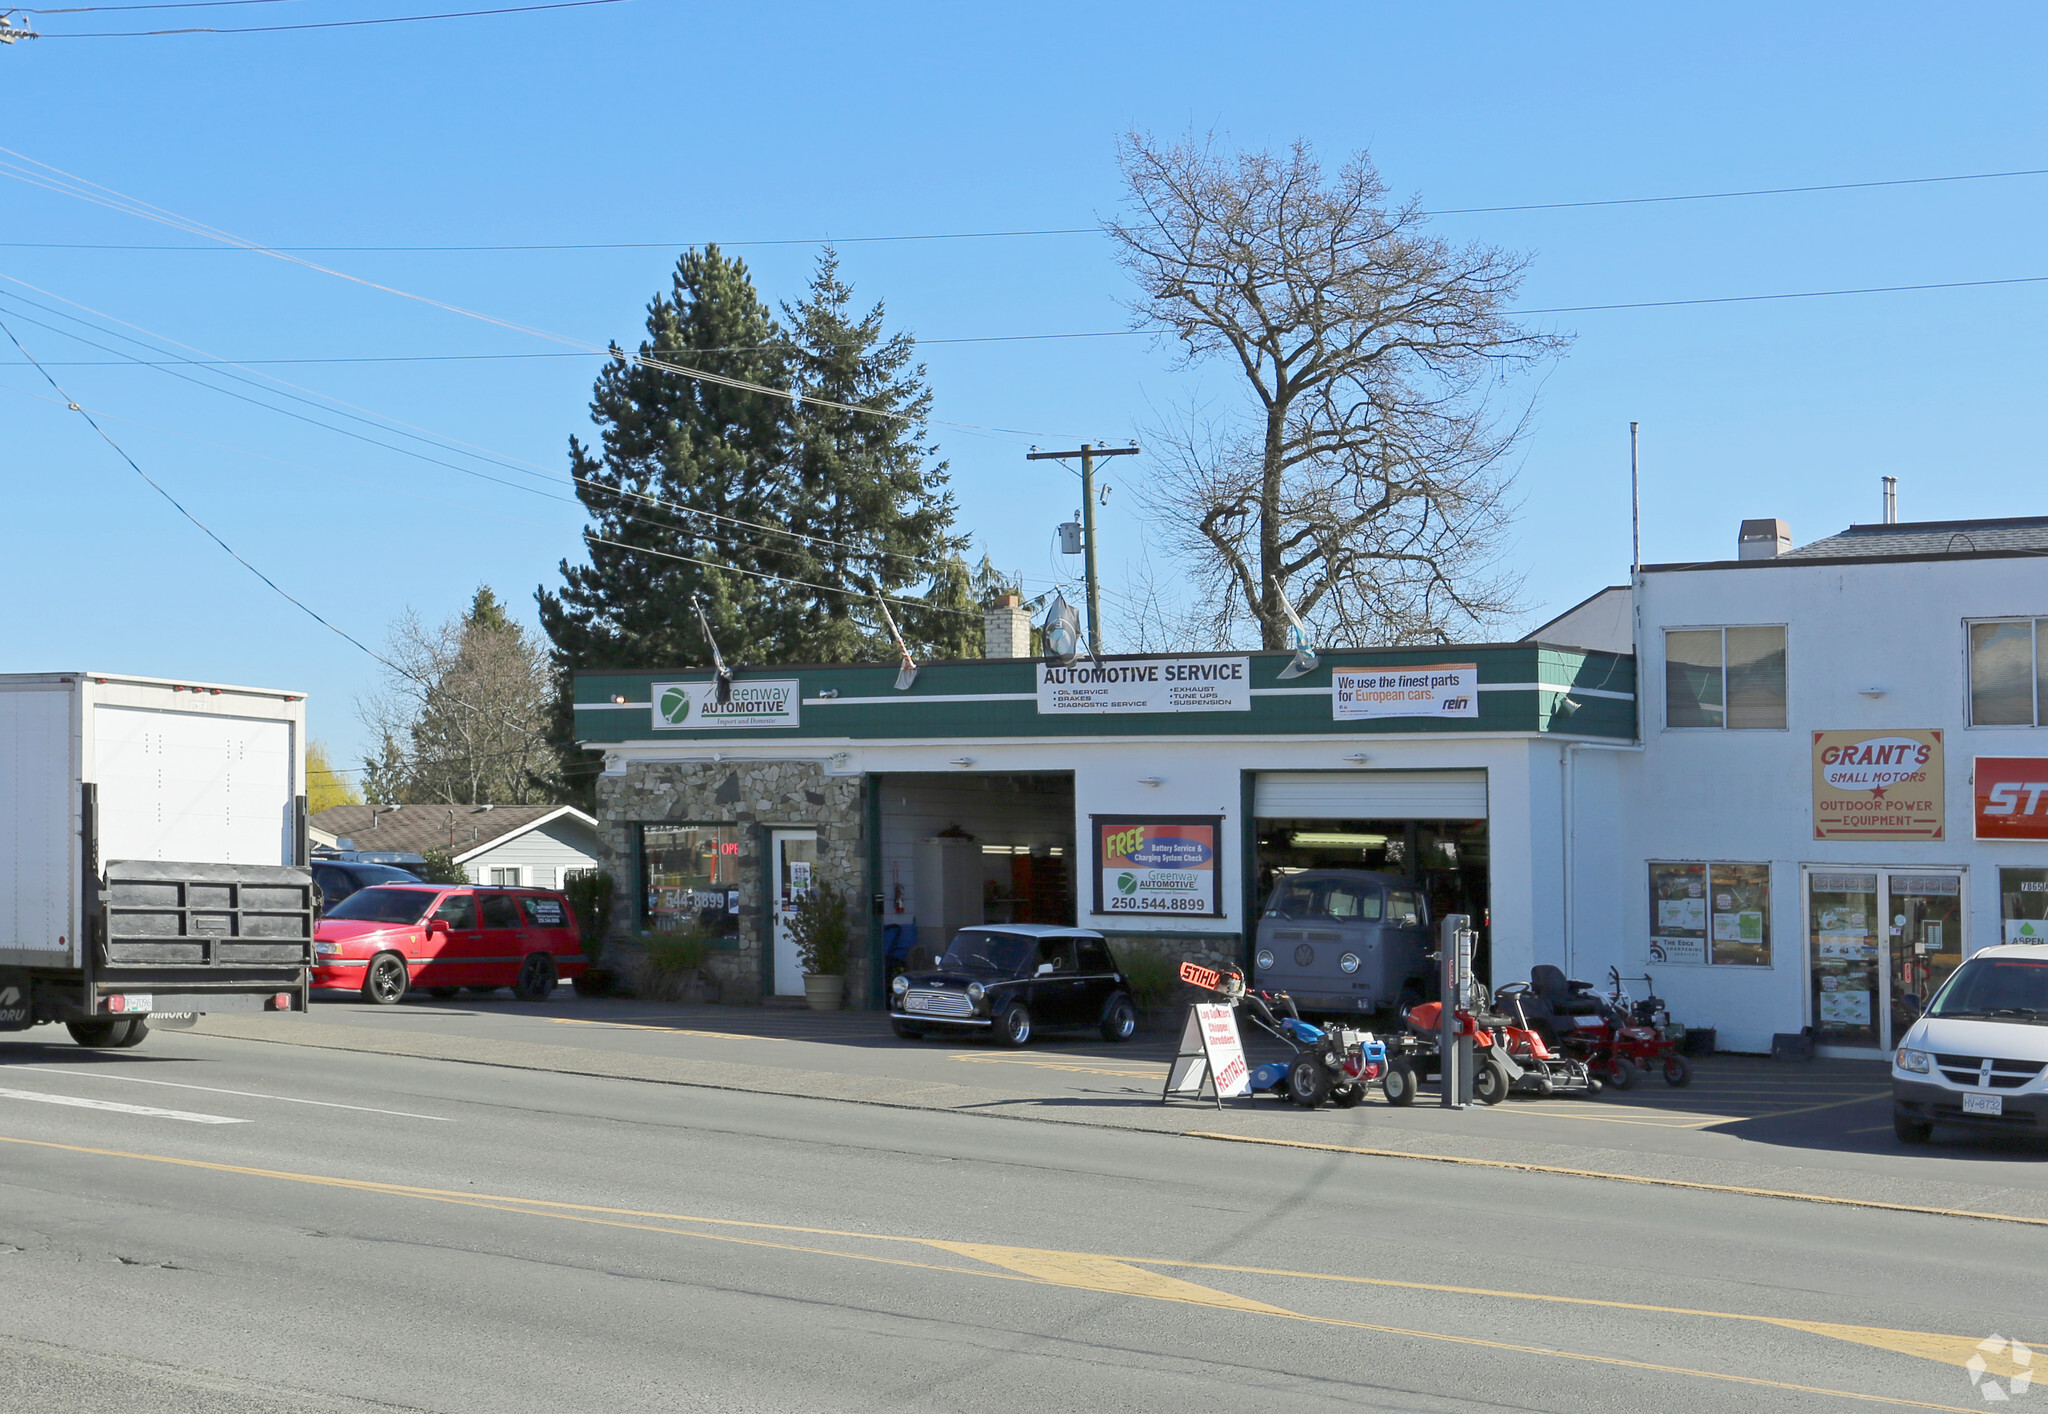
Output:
1095,817,1222,918
1332,664,1478,720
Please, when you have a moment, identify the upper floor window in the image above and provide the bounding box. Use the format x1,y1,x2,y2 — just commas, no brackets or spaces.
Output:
1969,619,2047,726
1665,626,1786,729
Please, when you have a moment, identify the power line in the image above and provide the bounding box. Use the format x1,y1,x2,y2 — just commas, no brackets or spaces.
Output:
1515,272,2048,317
25,1,297,13
33,0,626,37
7,164,2047,250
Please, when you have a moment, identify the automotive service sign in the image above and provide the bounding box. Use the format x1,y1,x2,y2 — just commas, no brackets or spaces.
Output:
1812,728,1944,841
651,680,801,731
1037,657,1250,714
1094,817,1221,918
1975,756,2048,841
1332,664,1478,721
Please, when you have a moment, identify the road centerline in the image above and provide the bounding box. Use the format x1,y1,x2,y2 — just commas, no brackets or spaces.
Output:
0,1065,454,1121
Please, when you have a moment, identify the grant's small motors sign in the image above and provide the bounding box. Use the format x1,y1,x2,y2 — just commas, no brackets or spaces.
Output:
1812,728,1944,841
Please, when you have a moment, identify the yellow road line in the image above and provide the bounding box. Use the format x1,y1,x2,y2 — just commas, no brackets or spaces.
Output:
0,1133,2012,1409
1187,1131,2048,1228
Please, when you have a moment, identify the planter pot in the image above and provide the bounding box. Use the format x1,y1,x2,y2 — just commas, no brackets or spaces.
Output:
804,974,845,1012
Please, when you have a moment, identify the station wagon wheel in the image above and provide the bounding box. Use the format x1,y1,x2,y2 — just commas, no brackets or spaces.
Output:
997,1002,1032,1047
513,952,557,1003
1099,994,1138,1043
362,952,409,1006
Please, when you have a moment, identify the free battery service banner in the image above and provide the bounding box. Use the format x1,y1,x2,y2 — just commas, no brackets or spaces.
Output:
1096,818,1221,917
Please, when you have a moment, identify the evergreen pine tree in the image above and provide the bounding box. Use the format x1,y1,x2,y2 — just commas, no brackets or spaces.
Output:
777,248,964,661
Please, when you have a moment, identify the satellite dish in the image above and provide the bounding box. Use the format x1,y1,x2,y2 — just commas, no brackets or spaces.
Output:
1041,592,1083,666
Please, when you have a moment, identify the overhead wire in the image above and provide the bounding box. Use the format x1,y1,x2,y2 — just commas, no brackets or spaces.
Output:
31,0,628,37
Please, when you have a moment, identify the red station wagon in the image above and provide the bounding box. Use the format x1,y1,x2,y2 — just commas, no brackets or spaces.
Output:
312,884,586,1005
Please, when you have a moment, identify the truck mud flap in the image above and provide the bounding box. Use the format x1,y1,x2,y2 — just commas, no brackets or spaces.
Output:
0,969,31,1031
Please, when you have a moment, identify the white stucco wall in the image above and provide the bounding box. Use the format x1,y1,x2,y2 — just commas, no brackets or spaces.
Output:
1620,553,2048,1053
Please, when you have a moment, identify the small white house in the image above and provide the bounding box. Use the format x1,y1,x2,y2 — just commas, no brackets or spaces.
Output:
310,803,604,889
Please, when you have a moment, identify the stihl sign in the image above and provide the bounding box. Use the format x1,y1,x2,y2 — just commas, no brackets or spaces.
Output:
1976,756,2048,841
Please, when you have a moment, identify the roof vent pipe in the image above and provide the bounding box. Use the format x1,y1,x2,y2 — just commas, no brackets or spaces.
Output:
1883,475,1898,524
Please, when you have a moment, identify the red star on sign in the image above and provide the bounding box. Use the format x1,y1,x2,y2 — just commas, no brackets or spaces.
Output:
1870,786,1888,800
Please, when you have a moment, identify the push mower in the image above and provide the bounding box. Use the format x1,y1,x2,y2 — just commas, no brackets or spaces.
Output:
1198,967,1389,1108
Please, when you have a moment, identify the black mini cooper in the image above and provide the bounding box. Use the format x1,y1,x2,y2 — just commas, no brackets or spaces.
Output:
890,924,1139,1046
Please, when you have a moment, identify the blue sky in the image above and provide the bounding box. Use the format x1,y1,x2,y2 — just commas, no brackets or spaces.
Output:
5,1,2047,773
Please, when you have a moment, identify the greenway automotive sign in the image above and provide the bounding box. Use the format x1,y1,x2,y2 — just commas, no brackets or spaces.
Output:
1037,657,1250,714
651,680,800,731
1812,728,1944,841
1975,756,2048,841
1094,817,1221,917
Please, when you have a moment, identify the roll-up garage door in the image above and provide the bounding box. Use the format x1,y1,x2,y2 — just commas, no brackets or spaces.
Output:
1253,770,1487,820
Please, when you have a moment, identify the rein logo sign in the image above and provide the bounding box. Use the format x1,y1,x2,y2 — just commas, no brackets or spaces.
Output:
1976,756,2048,841
651,680,801,732
1332,664,1479,721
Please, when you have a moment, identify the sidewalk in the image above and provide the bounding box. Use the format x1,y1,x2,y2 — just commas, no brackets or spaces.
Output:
190,994,2048,1223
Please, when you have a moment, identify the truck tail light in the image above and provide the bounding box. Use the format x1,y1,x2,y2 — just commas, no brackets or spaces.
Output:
107,994,127,1013
271,993,294,1011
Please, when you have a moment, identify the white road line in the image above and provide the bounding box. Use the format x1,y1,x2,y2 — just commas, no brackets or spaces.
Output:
0,1085,246,1124
1,1066,454,1122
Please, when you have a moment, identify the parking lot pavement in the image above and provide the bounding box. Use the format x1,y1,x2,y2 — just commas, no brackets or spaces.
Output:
190,993,2048,1221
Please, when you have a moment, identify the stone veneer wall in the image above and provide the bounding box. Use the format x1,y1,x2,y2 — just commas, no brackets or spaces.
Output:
596,761,867,1007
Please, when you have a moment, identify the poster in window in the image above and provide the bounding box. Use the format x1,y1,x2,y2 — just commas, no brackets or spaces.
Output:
1648,862,1707,965
1093,817,1222,918
1707,861,1771,967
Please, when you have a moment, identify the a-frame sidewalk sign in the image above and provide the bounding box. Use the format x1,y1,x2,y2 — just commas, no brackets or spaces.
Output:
1160,962,1251,1107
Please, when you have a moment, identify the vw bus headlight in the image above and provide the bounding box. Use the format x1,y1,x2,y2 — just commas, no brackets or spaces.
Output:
891,974,909,997
966,982,986,1006
1339,953,1361,974
1895,1047,1932,1074
1255,949,1275,971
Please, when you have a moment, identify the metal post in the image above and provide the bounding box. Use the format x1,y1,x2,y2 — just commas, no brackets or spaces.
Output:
1080,444,1102,656
1438,913,1472,1109
1629,422,1641,573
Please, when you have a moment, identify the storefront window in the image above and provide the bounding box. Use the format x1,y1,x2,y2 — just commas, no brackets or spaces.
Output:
1808,871,1879,1048
640,824,742,938
1650,862,1771,966
2003,867,2048,945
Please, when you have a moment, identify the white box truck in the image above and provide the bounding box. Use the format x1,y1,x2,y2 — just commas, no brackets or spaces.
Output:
0,671,313,1048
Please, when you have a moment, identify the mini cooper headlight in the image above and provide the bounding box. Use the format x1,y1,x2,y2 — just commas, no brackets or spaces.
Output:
966,982,986,1005
891,974,909,996
1255,949,1275,971
1895,1046,1932,1074
1339,952,1361,974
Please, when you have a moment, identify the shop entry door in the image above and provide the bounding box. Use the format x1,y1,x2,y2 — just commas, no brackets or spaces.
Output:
1806,868,1966,1054
771,830,818,997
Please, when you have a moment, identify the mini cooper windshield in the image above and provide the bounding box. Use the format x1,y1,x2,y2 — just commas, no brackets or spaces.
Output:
321,887,438,925
1928,957,2048,1022
937,929,1034,978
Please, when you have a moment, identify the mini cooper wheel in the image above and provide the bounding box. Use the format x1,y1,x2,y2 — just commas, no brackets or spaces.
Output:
1286,1055,1332,1109
362,952,409,1006
1099,994,1138,1043
513,952,557,1003
997,1002,1032,1047
1382,1061,1418,1106
1662,1054,1693,1087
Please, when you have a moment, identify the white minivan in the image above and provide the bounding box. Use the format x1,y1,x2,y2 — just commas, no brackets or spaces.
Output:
1891,942,2048,1143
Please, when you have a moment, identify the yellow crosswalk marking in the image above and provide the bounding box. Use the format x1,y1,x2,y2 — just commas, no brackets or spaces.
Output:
923,1242,1296,1314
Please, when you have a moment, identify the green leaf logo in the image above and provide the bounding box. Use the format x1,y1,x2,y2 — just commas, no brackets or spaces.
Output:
658,686,692,726
2023,922,2041,937
1117,872,1137,895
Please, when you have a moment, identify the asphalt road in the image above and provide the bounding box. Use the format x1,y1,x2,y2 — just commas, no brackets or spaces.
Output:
0,1021,2038,1413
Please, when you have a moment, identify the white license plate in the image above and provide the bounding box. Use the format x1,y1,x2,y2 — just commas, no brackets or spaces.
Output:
1963,1093,2004,1116
906,996,931,1012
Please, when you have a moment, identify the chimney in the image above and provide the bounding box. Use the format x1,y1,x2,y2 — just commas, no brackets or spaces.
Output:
1738,518,1792,561
983,593,1031,659
1882,475,1898,524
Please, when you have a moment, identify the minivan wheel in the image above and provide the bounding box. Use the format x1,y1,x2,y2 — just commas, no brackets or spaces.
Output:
1100,994,1138,1043
513,952,557,1002
362,952,409,1005
997,1003,1032,1047
1894,1108,1933,1145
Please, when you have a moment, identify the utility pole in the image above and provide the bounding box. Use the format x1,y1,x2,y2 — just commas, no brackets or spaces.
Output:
1026,442,1139,656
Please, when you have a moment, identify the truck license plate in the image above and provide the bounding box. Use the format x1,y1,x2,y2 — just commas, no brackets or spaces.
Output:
1963,1093,2003,1116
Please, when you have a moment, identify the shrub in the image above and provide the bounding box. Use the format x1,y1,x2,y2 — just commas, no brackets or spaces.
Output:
1119,950,1179,1010
563,868,616,962
789,882,851,977
643,930,708,977
413,848,467,885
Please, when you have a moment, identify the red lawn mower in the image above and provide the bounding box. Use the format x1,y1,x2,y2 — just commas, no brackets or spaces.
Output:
1519,965,1692,1090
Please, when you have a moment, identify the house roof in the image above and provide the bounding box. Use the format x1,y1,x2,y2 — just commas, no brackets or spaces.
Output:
1780,515,2048,561
310,803,597,863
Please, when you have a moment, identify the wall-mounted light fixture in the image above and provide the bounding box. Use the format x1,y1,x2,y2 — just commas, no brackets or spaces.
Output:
949,757,975,769
1343,753,1371,765
1137,776,1164,787
611,694,627,704
1859,686,1887,698
817,688,840,699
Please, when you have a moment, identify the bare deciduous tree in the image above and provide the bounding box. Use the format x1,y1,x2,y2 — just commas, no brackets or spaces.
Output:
359,588,557,805
1107,132,1567,649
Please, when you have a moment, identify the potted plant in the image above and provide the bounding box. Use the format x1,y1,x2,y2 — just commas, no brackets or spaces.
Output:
789,881,851,1011
564,869,618,997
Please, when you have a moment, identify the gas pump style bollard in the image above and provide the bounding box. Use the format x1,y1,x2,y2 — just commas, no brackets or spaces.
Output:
1438,914,1476,1109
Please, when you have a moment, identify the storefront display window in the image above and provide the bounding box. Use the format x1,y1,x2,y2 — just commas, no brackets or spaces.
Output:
641,824,742,937
1649,861,1770,966
1807,871,1879,1048
2003,868,2048,945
